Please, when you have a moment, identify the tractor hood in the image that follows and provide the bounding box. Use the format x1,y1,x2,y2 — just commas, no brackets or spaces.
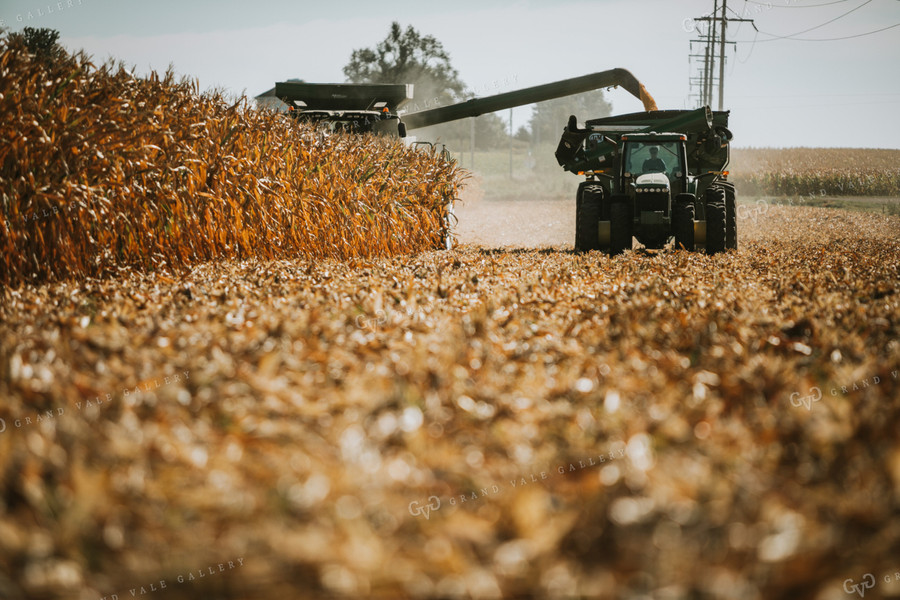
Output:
635,172,669,187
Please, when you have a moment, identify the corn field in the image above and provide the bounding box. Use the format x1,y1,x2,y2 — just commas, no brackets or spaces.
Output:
730,147,900,197
3,29,900,599
0,33,463,288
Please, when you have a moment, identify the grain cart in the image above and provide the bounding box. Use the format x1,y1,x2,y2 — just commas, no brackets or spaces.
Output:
556,107,736,255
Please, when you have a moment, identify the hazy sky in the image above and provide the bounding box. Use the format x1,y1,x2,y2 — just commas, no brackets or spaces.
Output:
2,0,899,148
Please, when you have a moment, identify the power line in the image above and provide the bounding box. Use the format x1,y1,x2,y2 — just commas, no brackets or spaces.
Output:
688,1,755,109
732,92,900,97
731,99,900,108
744,0,854,7
736,21,900,41
753,0,874,40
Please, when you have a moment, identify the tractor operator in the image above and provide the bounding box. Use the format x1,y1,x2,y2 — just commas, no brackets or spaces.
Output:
642,146,667,173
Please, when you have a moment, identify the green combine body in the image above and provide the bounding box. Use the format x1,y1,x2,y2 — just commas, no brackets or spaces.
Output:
556,106,737,255
274,81,413,135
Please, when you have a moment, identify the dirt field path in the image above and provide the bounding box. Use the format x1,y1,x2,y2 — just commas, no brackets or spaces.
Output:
455,197,574,248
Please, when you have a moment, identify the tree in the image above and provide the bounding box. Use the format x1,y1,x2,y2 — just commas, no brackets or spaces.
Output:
529,91,613,146
343,22,508,150
514,126,531,143
344,22,464,105
21,27,62,60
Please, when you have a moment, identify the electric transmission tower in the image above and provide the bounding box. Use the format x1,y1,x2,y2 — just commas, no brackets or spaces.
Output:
688,0,755,110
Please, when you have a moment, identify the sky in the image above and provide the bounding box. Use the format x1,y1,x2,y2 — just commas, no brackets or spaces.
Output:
2,0,899,148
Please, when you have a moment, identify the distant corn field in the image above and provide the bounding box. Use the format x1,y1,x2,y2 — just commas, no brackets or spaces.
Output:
0,33,463,288
730,147,900,197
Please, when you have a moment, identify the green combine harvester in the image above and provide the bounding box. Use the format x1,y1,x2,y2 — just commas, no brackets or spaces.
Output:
555,107,736,255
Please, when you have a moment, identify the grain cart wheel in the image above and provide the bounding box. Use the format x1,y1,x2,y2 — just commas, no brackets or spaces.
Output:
574,182,586,250
673,193,695,251
609,195,632,256
575,183,605,252
574,182,597,251
705,188,727,255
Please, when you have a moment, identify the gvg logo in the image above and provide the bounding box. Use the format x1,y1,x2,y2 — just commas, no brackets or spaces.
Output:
790,387,822,411
355,310,387,332
737,199,769,222
844,574,876,597
408,496,440,520
682,16,706,33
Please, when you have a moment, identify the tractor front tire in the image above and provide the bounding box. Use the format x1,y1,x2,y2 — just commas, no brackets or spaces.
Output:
609,195,632,256
673,193,695,251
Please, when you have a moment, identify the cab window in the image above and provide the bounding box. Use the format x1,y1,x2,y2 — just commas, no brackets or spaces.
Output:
625,141,680,175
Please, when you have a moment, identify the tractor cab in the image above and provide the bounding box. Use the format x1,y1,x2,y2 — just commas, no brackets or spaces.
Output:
613,133,688,247
620,133,688,197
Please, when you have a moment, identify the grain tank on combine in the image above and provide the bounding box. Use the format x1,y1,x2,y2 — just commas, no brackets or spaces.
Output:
556,107,736,255
273,81,414,136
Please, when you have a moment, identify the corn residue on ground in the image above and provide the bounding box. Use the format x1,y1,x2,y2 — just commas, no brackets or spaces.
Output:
1,205,899,599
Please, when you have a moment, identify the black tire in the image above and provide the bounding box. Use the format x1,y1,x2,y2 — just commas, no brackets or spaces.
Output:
575,183,603,252
722,185,738,250
712,182,737,249
673,193,695,251
574,183,586,251
609,195,632,256
705,188,727,255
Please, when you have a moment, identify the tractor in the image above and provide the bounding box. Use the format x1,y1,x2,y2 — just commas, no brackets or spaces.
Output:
556,107,737,255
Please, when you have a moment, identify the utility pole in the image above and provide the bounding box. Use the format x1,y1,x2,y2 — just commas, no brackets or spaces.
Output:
705,0,717,107
688,1,754,110
508,107,513,179
718,0,727,111
469,117,475,170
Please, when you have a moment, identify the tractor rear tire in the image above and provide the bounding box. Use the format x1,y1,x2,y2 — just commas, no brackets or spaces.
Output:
722,185,738,250
673,193,695,251
609,195,632,256
705,188,727,255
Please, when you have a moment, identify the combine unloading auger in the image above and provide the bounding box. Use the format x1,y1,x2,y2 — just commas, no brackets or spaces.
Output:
273,68,657,136
401,68,657,130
